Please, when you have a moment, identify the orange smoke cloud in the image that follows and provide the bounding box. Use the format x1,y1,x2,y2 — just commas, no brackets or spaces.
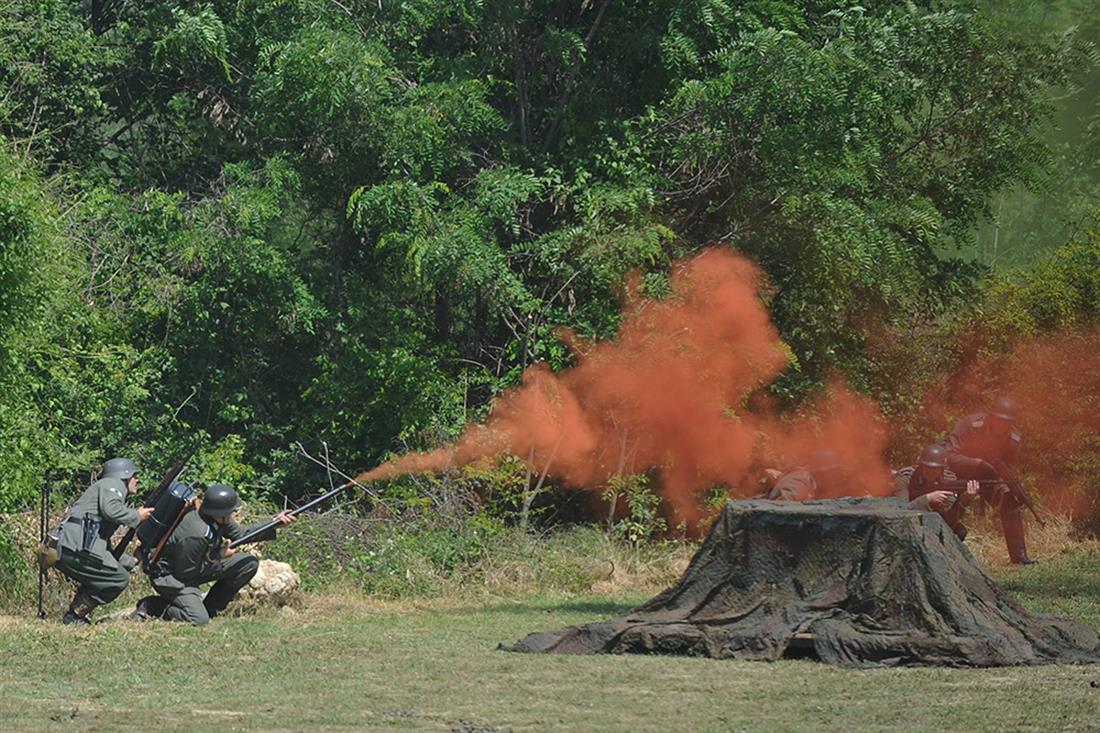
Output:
358,247,893,524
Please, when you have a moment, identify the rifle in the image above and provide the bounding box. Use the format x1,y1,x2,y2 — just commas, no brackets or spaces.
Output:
227,479,357,549
991,460,1045,528
112,452,192,560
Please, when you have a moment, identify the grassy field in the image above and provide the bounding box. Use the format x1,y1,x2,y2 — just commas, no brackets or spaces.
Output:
1,552,1099,733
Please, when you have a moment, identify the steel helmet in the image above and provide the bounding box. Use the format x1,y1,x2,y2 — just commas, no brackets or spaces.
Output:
200,484,242,518
918,444,948,469
102,457,137,481
990,396,1020,422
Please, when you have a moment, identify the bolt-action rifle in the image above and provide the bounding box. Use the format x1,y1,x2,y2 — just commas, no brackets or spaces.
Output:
990,460,1045,528
934,469,1044,526
111,453,192,560
227,479,358,549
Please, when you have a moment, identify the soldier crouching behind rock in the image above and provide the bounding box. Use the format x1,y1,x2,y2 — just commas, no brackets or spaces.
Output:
899,444,981,540
55,457,154,625
139,484,294,626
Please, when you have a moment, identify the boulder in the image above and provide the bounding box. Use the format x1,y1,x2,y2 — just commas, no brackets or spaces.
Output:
238,559,300,606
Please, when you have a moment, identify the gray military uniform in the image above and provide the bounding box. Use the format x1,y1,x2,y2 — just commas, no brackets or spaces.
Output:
55,478,141,605
766,468,818,501
145,511,276,626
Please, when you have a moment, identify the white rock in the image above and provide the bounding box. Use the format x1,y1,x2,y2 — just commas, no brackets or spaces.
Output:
239,559,300,606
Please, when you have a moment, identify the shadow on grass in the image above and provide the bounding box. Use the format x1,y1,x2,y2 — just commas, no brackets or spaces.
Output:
453,597,644,618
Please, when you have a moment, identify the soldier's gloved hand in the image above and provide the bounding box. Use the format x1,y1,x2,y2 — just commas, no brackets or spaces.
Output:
926,490,957,512
138,507,154,522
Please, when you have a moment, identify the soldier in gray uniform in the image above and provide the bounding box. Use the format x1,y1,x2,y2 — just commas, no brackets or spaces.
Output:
765,449,845,501
937,396,1035,564
55,457,154,624
143,484,294,626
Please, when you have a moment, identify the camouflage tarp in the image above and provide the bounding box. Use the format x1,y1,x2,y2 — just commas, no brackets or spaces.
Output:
506,499,1100,668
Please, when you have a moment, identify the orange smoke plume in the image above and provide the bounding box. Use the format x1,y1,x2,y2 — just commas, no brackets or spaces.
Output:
357,248,893,524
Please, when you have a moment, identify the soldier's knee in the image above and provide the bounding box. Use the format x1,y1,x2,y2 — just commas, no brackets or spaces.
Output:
98,572,131,603
237,554,260,581
171,603,209,626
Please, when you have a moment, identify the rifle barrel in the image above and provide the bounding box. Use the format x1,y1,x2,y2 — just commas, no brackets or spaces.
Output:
228,480,355,549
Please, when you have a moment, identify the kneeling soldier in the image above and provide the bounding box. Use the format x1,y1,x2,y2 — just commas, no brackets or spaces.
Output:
56,457,154,624
903,445,980,540
143,484,294,625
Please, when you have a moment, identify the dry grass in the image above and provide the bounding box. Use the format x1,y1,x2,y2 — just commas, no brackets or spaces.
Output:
965,508,1100,567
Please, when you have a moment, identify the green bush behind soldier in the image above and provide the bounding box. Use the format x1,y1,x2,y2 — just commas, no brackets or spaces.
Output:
55,457,154,625
139,484,295,625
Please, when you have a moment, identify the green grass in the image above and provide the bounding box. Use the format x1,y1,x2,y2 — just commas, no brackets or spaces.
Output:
994,550,1100,628
2,556,1099,733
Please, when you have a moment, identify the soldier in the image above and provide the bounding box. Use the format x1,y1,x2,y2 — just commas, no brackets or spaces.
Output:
937,396,1036,564
765,449,844,501
141,484,294,626
902,444,980,540
55,457,154,625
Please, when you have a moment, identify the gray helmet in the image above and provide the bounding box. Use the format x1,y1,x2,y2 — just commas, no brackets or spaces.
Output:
103,457,137,481
200,484,242,518
918,444,948,469
990,396,1019,422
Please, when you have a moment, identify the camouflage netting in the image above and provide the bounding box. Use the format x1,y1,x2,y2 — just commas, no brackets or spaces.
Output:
506,499,1100,668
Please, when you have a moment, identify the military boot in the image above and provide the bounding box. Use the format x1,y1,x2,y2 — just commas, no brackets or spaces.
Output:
1002,507,1036,565
62,591,97,625
130,595,168,621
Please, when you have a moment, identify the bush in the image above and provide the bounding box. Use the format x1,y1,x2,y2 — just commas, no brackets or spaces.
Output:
0,518,31,609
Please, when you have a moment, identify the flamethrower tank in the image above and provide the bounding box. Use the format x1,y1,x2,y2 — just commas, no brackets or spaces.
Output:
137,481,195,551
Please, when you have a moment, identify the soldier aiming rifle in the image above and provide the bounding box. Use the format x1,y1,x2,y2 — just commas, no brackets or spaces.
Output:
134,477,360,624
936,396,1039,564
136,484,297,625
902,445,981,539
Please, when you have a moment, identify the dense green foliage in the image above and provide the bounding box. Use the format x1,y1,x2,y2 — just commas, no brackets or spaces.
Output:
1,0,1097,514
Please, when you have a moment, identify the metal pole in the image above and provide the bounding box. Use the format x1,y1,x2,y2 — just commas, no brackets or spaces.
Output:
36,473,48,620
